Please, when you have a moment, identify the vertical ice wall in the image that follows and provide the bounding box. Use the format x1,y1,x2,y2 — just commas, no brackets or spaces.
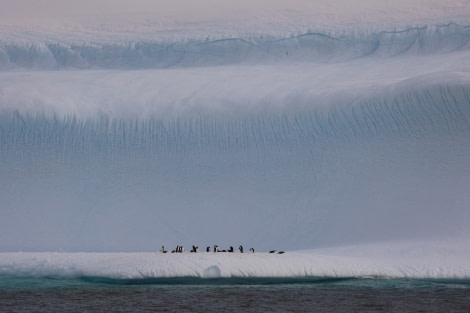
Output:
2,80,470,251
1,1,470,252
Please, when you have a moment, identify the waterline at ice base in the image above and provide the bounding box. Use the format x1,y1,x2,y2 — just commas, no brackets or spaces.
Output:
1,0,470,282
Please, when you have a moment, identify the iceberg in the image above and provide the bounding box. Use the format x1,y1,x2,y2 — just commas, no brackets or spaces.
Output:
1,240,469,281
0,0,470,255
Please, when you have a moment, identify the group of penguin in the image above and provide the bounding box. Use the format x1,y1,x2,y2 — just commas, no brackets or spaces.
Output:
160,245,285,254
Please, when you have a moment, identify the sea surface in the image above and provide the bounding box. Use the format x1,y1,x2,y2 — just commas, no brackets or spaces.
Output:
1,278,470,312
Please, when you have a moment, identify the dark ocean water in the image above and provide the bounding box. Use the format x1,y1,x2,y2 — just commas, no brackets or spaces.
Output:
1,278,469,312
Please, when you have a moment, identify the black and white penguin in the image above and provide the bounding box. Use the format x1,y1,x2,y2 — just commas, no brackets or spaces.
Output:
214,245,219,252
269,250,276,253
191,245,199,253
160,246,168,253
239,245,244,253
228,246,234,252
277,251,285,254
206,246,210,252
250,248,255,253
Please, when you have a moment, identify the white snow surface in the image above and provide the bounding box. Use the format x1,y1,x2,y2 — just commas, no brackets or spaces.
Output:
1,0,469,39
1,1,470,118
1,240,469,280
2,53,470,119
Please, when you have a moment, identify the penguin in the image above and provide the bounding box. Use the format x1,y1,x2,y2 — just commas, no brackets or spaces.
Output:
214,245,219,252
250,248,255,253
269,250,276,253
278,251,285,254
239,245,244,253
228,246,234,252
160,246,167,253
206,246,210,252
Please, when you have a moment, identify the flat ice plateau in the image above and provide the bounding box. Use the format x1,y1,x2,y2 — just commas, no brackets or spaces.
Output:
1,240,469,281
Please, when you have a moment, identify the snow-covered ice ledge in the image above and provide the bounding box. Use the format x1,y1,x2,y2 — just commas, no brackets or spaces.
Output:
1,241,470,281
